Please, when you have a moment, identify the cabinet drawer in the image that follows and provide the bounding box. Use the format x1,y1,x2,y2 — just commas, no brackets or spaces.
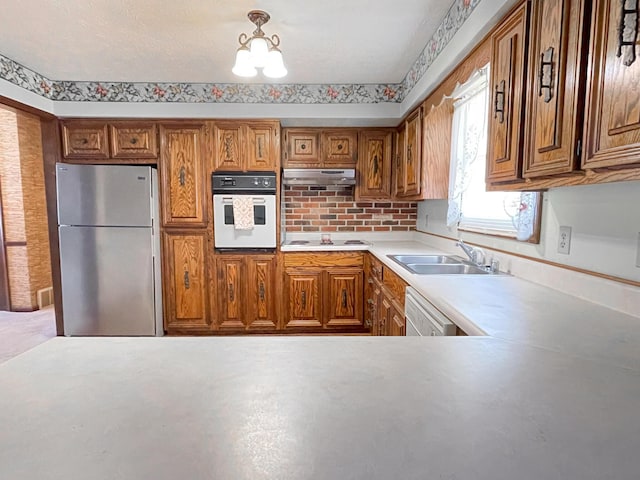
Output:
284,252,364,268
110,123,158,159
61,122,109,159
383,266,408,309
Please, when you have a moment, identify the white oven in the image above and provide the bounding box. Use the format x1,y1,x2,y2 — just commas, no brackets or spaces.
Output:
405,287,457,336
212,172,277,249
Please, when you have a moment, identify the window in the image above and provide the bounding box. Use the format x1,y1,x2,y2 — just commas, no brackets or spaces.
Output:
447,66,540,242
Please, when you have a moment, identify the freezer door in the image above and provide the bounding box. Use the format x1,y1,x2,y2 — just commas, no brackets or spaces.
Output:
59,225,155,335
57,163,152,227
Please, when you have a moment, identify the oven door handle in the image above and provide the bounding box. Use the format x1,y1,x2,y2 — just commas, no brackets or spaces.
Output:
220,197,267,204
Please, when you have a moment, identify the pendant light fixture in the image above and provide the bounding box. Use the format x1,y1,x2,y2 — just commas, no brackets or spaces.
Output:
232,10,287,79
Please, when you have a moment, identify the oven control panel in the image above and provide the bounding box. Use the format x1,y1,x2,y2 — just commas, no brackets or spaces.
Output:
212,171,276,193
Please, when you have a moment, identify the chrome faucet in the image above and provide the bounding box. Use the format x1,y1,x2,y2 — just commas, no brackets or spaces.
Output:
456,240,486,267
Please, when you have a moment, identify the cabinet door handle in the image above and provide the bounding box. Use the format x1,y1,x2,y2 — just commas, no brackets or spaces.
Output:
301,290,306,308
259,282,265,302
616,0,639,67
229,283,235,302
406,144,412,165
183,271,190,289
494,80,506,123
342,289,348,308
179,166,186,186
538,46,555,103
368,278,374,284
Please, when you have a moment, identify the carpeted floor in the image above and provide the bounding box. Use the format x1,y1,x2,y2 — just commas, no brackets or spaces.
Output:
0,306,56,363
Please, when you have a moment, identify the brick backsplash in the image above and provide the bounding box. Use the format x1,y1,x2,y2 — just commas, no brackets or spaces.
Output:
283,185,417,232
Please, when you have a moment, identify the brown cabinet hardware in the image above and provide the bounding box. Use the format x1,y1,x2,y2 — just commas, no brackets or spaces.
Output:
229,283,235,302
183,271,190,289
539,47,555,102
259,282,265,302
342,289,347,308
179,166,186,186
616,0,639,66
494,80,506,122
301,290,306,308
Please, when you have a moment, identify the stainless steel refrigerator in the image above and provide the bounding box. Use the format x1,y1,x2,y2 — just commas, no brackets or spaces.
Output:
56,163,163,336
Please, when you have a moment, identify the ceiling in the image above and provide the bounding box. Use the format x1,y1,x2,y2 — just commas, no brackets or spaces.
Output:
0,0,454,84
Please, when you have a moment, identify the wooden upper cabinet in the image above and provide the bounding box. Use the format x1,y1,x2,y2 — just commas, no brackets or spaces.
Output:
402,107,423,197
246,255,278,330
394,125,406,196
282,128,357,167
163,231,209,330
322,130,358,166
283,129,321,166
284,269,322,328
422,98,454,199
324,268,363,328
523,0,588,178
160,124,206,227
61,120,158,162
216,256,245,330
61,122,109,159
583,0,640,169
246,123,278,171
213,121,279,171
214,123,243,171
109,123,158,159
486,2,530,183
357,130,393,200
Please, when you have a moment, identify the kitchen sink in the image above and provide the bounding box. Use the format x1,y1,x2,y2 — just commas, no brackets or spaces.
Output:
387,254,465,265
387,254,494,275
406,264,490,275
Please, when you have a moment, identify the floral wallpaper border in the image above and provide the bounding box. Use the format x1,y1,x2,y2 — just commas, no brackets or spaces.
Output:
0,0,479,104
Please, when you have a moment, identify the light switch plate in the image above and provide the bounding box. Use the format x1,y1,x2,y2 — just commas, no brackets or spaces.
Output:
558,226,571,255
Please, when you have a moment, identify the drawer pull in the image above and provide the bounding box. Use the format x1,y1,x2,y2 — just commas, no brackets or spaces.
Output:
616,0,639,67
538,47,555,103
494,80,506,123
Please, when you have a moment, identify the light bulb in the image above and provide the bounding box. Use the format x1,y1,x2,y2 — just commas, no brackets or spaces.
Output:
249,37,269,68
263,48,287,78
232,47,257,77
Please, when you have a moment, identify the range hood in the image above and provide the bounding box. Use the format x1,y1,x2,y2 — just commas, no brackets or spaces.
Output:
282,168,356,186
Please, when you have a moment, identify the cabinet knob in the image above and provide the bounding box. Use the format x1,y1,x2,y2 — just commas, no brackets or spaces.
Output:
130,137,138,145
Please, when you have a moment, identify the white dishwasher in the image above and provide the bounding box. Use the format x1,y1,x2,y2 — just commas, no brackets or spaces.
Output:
405,287,457,336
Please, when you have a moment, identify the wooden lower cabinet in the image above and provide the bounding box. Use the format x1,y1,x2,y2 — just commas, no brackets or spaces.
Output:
364,253,407,336
325,268,363,328
216,254,278,331
284,269,323,328
163,231,209,331
283,252,365,331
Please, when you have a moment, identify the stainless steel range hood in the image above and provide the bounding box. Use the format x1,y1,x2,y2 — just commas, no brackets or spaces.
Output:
282,168,356,186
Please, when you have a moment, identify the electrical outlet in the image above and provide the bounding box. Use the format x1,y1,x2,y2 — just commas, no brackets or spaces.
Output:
636,232,640,268
558,226,572,255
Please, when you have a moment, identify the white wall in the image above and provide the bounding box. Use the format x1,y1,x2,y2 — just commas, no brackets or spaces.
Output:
416,181,640,282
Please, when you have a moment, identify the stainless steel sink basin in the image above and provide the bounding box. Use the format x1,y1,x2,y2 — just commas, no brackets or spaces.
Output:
387,254,494,275
407,264,490,275
387,254,465,265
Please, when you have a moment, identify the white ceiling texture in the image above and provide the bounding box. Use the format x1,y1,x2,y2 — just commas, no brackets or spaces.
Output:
0,0,452,84
0,0,520,122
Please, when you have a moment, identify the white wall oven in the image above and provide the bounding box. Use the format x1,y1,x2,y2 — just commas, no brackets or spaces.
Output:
212,172,277,250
